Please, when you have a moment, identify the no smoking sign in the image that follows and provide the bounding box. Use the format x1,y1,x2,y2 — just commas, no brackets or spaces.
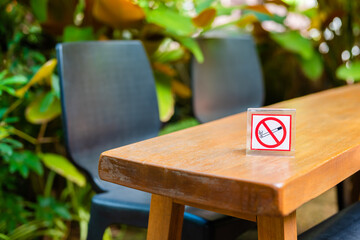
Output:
247,108,296,156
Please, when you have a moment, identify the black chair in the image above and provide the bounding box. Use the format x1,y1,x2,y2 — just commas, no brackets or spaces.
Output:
56,40,254,240
192,34,264,123
299,201,360,240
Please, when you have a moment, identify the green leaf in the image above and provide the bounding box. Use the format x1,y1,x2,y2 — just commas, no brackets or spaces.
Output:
154,73,174,122
0,108,7,119
0,70,8,80
0,127,9,140
30,0,48,22
0,194,28,233
153,38,185,63
40,153,86,187
160,118,200,135
63,26,95,42
4,117,19,123
51,74,60,98
19,164,29,178
271,31,314,59
0,143,13,156
154,48,185,63
35,196,71,222
336,61,360,81
2,75,28,85
25,152,44,176
29,51,47,63
195,0,215,13
176,37,204,63
7,151,43,177
1,138,23,149
215,4,239,16
3,117,17,124
146,6,195,36
40,91,55,112
25,93,61,124
299,52,323,80
0,85,16,96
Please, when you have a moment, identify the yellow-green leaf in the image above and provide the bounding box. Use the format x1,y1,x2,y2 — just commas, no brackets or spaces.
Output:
237,14,258,28
25,93,61,124
176,37,204,63
0,127,9,140
192,8,217,28
336,61,360,81
16,59,57,98
146,6,195,36
63,26,95,42
271,31,313,59
154,73,174,122
40,153,86,187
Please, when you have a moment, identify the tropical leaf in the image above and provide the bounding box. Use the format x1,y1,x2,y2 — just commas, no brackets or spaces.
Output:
25,93,61,124
336,61,360,81
175,37,204,63
154,73,174,122
146,6,195,36
30,0,48,22
63,26,95,42
40,153,86,187
40,91,55,113
160,118,199,135
271,31,314,59
1,75,27,85
195,0,215,13
16,59,57,97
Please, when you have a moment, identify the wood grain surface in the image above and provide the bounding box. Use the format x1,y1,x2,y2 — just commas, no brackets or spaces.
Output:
257,211,297,240
99,84,360,217
147,194,184,240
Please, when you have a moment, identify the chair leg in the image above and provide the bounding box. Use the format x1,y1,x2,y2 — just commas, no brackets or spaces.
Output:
87,199,113,240
337,171,360,210
87,213,109,240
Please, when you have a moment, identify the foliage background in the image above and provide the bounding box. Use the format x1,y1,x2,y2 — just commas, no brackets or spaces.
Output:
1,0,358,239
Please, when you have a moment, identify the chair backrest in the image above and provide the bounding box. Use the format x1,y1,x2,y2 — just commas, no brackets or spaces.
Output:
56,40,160,191
192,34,264,123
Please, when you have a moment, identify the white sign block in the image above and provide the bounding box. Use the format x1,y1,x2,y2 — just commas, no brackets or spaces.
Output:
247,108,296,156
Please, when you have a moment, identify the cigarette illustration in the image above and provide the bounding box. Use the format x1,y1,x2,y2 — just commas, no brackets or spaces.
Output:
259,126,283,138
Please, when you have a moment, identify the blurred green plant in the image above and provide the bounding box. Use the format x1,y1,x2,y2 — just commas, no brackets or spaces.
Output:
1,0,358,239
0,2,93,237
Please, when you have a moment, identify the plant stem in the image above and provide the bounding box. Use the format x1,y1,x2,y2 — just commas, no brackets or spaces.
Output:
67,181,78,210
2,98,23,120
36,122,47,153
10,128,37,144
44,171,56,197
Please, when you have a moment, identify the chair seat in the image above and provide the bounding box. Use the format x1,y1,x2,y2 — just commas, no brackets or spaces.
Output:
90,190,255,240
299,201,360,240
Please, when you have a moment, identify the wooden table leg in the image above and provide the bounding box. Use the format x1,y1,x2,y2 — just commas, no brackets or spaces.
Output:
257,211,297,240
146,194,185,240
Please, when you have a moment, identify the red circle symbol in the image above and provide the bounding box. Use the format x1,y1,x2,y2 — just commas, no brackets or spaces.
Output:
255,117,286,148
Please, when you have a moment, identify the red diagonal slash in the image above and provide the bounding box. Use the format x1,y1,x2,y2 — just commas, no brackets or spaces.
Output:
262,121,280,144
255,117,286,148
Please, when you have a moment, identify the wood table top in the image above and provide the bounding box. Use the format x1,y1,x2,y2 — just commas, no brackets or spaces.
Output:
99,84,360,218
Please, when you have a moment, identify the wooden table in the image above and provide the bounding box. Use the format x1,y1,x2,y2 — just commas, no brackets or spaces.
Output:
99,84,360,240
